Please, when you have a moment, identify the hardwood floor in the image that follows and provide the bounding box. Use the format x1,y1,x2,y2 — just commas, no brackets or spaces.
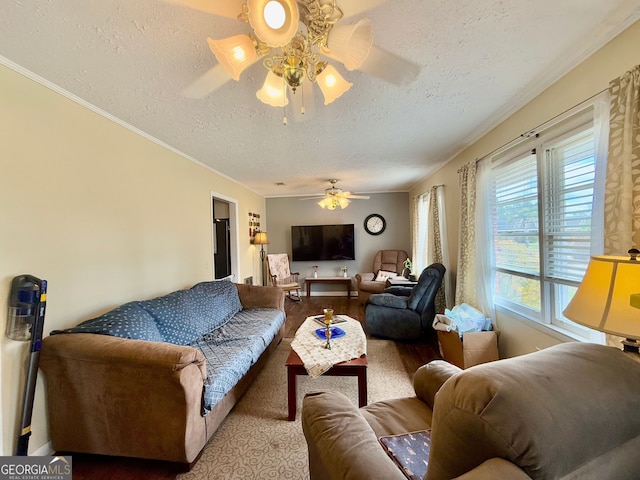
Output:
62,295,441,479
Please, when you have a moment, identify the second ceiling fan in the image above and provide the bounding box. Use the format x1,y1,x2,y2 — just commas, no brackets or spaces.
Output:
301,179,369,210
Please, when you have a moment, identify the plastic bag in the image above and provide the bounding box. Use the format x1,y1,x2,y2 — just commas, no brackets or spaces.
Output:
439,303,492,335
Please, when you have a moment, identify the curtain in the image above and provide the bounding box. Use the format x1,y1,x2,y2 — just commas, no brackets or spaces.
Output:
604,64,640,254
474,158,495,320
604,65,640,348
413,186,452,312
455,161,477,306
431,185,452,312
412,194,429,273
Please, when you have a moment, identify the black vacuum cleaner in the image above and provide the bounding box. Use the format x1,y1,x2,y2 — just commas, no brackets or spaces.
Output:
7,274,47,456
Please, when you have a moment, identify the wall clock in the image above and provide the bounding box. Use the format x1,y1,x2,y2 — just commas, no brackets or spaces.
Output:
364,214,386,235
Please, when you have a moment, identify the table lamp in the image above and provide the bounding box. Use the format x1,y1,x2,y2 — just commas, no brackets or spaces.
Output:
254,231,269,286
563,249,640,352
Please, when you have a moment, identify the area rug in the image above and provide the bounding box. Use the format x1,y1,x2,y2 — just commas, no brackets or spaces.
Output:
178,338,415,480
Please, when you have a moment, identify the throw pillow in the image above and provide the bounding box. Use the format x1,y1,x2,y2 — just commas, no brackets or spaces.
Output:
374,270,398,282
379,430,431,480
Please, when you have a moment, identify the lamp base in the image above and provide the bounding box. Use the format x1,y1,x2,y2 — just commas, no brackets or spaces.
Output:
622,338,640,354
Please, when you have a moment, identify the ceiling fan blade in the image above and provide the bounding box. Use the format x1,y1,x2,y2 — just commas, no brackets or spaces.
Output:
163,0,245,19
346,195,370,199
358,45,420,86
300,196,326,200
339,0,391,19
182,64,232,98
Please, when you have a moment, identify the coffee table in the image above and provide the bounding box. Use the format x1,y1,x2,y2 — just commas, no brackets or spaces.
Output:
287,314,368,421
286,349,368,421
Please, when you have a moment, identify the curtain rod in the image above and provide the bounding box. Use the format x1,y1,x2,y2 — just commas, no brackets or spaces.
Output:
458,86,608,171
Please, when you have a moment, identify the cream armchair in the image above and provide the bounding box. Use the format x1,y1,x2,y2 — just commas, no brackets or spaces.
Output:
355,250,408,304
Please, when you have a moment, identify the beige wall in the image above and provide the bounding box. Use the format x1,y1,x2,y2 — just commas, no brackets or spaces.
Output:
410,20,640,358
0,64,266,454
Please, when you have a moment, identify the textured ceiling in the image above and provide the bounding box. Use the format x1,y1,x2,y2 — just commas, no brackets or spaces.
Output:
2,0,639,197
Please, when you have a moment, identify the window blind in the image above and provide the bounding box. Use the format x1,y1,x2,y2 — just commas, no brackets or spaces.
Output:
543,130,595,284
493,153,540,276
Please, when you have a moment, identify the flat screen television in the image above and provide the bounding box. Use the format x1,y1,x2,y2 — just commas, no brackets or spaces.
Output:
291,224,355,261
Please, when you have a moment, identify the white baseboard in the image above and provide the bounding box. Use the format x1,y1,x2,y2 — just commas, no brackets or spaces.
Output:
31,441,54,456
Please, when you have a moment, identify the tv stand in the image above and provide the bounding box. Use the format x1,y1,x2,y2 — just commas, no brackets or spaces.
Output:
305,277,352,298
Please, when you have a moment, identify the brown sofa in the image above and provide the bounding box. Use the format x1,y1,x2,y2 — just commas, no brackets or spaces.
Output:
355,249,408,304
302,342,640,479
40,283,285,465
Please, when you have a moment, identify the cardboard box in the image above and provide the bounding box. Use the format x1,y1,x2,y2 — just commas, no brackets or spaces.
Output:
435,315,499,369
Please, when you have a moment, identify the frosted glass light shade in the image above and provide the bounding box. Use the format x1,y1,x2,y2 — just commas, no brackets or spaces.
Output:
247,0,299,47
324,19,374,70
208,35,258,81
256,70,288,107
337,197,351,209
316,65,352,105
563,255,640,339
317,196,350,210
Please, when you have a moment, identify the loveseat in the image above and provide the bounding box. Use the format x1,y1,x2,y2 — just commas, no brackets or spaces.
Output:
40,280,285,464
302,342,640,480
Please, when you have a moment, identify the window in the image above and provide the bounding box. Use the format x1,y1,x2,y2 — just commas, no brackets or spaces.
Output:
491,111,603,339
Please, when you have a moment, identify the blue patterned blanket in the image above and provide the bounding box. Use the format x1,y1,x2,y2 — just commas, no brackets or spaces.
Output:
190,308,285,415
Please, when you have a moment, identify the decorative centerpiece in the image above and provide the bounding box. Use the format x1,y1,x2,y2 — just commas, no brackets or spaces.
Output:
340,266,348,278
323,308,333,349
312,265,318,278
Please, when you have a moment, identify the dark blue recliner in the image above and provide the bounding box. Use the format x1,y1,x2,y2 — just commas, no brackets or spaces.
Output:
364,263,445,340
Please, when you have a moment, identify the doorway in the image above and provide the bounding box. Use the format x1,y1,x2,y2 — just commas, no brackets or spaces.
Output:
211,194,239,281
213,218,231,279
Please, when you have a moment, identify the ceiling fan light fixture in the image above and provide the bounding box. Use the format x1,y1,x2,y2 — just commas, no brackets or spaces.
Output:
316,64,352,105
256,70,289,107
338,197,351,209
323,19,374,71
247,0,299,47
208,35,259,81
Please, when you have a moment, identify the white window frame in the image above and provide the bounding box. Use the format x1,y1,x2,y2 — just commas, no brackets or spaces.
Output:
490,108,605,343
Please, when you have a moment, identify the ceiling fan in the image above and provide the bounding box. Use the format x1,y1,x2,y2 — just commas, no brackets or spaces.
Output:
169,0,421,109
301,179,370,210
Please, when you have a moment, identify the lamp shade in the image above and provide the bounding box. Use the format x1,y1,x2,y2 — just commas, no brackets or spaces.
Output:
247,0,299,47
208,35,259,81
254,232,269,245
316,64,352,105
256,70,289,107
563,255,640,339
324,19,374,71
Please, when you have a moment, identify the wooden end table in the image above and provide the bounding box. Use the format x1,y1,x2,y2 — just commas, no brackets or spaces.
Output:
305,276,353,298
285,349,368,421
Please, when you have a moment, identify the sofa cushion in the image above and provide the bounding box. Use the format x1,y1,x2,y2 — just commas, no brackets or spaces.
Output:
189,280,243,331
139,281,242,345
51,301,165,342
139,290,198,345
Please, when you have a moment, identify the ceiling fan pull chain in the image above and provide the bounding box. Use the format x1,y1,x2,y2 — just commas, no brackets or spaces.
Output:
282,73,288,125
